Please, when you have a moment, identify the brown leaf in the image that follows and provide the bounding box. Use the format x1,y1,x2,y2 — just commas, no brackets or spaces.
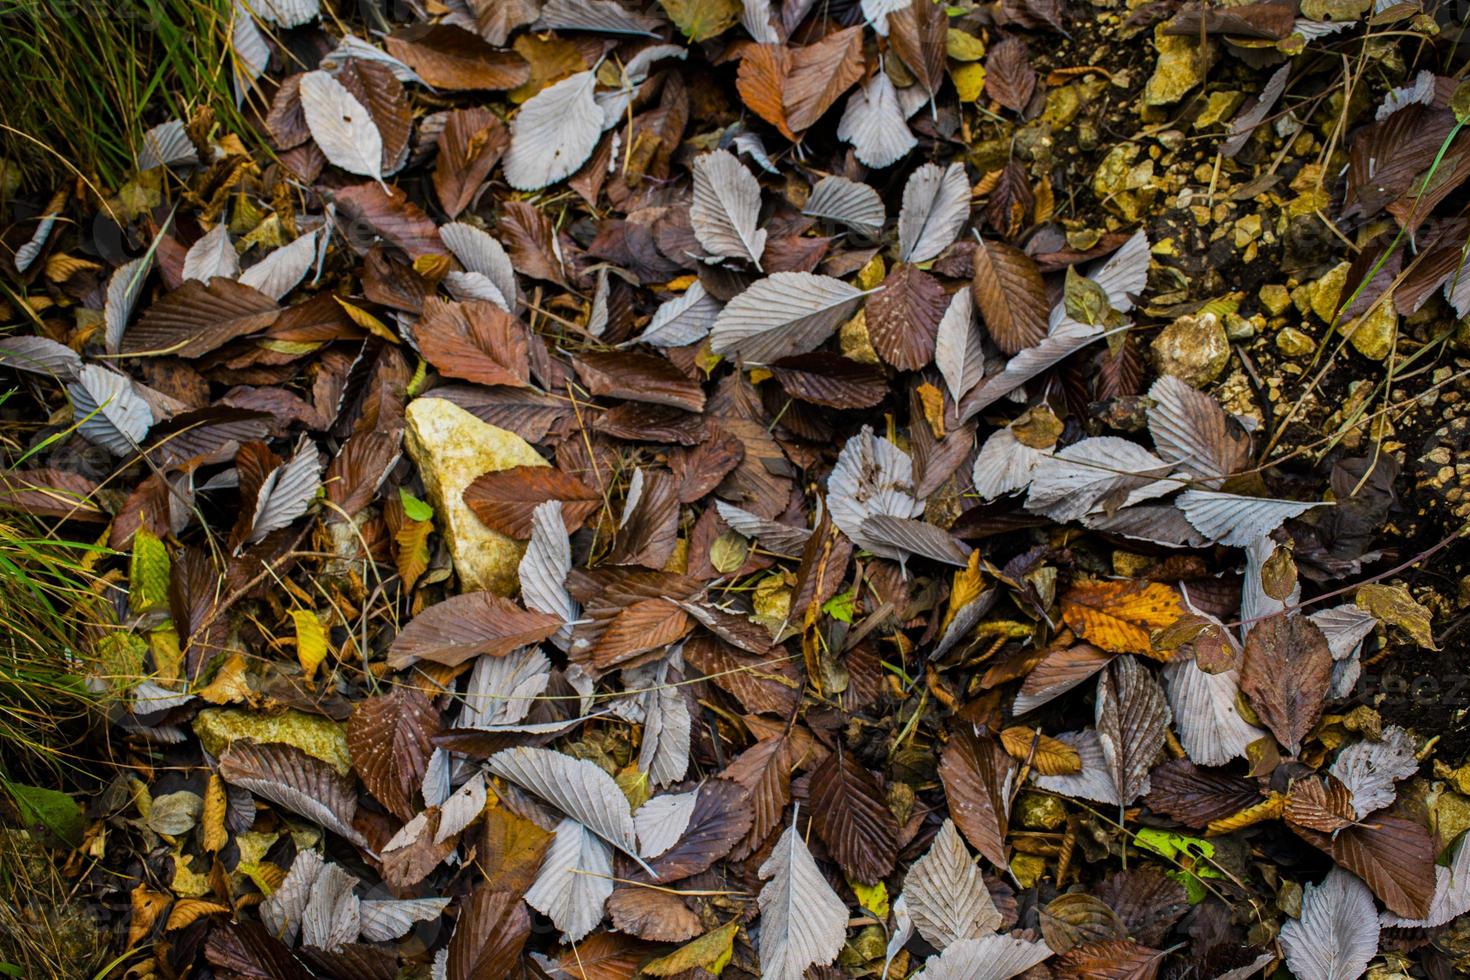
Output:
768,353,887,409
670,426,745,503
1040,893,1128,954
324,428,401,521
384,24,530,90
589,597,692,671
347,687,439,822
722,735,798,858
332,183,445,260
938,729,1013,868
736,45,795,140
984,159,1035,238
783,26,865,132
1095,655,1170,804
1014,643,1113,713
607,468,681,569
634,779,754,882
265,74,310,150
808,747,899,884
1093,869,1189,948
864,264,946,371
607,888,702,942
463,464,601,538
415,297,530,387
0,467,106,522
1143,759,1263,829
1239,613,1332,755
1295,816,1436,919
684,634,801,715
1055,938,1166,980
218,742,365,847
499,200,569,285
387,592,563,668
434,108,509,218
889,0,947,101
574,351,706,413
381,808,457,888
971,237,1049,355
1000,725,1082,775
446,886,531,980
480,804,554,895
985,35,1037,113
556,931,652,979
336,59,412,174
466,0,540,45
1284,774,1358,834
122,279,280,358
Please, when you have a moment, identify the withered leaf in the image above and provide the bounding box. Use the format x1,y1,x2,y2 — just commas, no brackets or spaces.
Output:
808,747,899,884
985,36,1038,113
1094,655,1170,805
1295,816,1436,920
971,236,1049,355
864,263,946,371
434,108,509,218
218,742,366,847
347,687,439,822
1239,613,1333,755
938,729,1014,869
768,353,887,409
574,351,705,412
633,778,753,882
783,26,865,132
414,297,530,387
122,279,280,358
384,24,530,90
387,592,563,668
607,887,701,942
463,465,601,538
445,886,531,980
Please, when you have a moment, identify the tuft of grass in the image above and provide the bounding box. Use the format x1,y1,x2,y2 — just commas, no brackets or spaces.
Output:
0,827,113,979
0,0,251,192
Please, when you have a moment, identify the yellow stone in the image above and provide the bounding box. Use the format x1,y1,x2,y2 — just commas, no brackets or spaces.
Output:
1194,91,1244,129
1346,299,1397,361
1143,25,1212,107
1014,790,1068,830
1259,284,1291,317
193,707,351,775
1276,326,1316,357
403,397,548,596
1010,852,1049,888
1308,262,1350,323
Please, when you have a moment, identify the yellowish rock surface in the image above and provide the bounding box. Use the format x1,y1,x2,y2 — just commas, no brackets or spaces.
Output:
404,396,548,595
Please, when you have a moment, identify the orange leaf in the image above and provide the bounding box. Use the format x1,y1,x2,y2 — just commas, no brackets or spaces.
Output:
1060,579,1183,657
736,45,795,141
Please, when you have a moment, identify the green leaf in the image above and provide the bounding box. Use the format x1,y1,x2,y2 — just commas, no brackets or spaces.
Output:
5,780,85,847
823,588,857,623
129,526,171,615
399,488,434,522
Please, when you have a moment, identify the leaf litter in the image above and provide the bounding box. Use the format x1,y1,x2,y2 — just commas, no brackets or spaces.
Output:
8,0,1470,975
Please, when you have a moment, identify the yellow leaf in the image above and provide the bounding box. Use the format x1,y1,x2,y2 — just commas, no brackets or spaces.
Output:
196,653,251,705
1000,725,1082,775
334,297,399,342
291,608,329,680
850,878,889,919
946,29,986,61
202,774,228,853
165,899,230,931
953,62,986,103
1060,579,1183,657
1205,793,1284,836
395,517,433,591
641,920,740,976
941,551,987,633
658,0,742,40
916,381,946,438
1356,583,1436,650
128,886,171,948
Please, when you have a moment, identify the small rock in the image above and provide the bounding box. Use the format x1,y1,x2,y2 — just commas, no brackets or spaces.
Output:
1144,25,1213,107
1258,283,1291,317
1347,300,1397,361
1194,90,1245,129
1224,312,1257,340
1150,312,1230,386
1308,262,1350,323
404,396,549,596
1276,326,1316,357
